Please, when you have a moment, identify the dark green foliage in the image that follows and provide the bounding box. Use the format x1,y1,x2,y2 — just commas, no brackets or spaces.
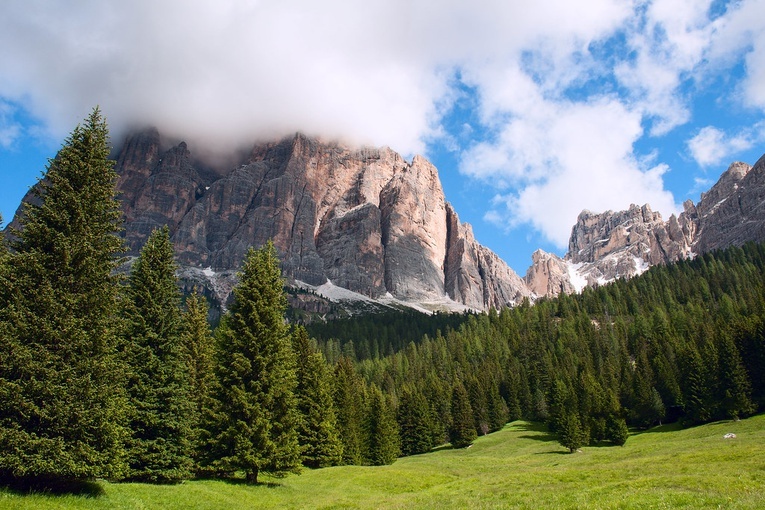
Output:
0,109,128,480
340,242,765,453
364,385,399,465
122,226,193,482
308,309,471,363
333,357,366,465
292,326,343,468
397,387,435,456
181,291,216,470
558,411,587,453
716,332,754,419
449,381,477,448
604,415,629,446
204,241,300,484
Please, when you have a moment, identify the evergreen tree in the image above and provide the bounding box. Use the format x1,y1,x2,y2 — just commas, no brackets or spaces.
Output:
364,385,399,465
292,326,343,468
558,411,587,453
683,347,714,424
397,387,435,456
604,414,629,446
0,109,128,481
449,381,477,448
333,357,366,465
717,333,754,420
122,226,193,482
204,241,300,484
181,290,216,471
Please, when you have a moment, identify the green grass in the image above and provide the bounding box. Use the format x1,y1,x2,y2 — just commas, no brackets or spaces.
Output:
2,414,764,509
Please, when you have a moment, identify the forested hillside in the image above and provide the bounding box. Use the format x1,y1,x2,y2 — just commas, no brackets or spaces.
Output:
314,242,765,451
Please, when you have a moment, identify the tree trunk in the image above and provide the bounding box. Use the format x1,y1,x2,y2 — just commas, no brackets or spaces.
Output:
246,467,259,484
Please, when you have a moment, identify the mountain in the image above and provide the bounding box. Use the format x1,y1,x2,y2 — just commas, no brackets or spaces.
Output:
110,130,530,313
8,127,765,312
525,154,765,297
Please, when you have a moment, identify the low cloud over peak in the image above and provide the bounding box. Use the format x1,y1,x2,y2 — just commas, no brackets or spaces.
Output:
2,0,765,255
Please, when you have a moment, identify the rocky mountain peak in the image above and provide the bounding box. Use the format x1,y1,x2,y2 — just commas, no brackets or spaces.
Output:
105,130,529,312
524,151,765,299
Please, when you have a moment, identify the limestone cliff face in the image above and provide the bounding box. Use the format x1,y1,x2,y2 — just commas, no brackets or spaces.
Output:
444,204,531,309
691,158,765,253
523,250,576,297
112,131,528,310
525,155,765,298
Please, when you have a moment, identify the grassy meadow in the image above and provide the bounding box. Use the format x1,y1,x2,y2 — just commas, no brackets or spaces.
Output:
2,414,763,509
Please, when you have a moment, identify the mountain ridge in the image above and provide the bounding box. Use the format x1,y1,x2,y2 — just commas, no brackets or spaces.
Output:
525,154,765,297
8,129,765,313
109,130,532,313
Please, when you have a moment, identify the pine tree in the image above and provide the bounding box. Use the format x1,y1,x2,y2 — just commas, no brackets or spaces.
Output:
204,241,301,484
333,356,366,465
604,414,629,446
397,387,435,456
364,385,400,465
292,326,343,468
181,290,216,471
0,108,128,481
122,226,193,482
717,332,754,420
449,381,477,448
683,347,714,424
558,411,587,453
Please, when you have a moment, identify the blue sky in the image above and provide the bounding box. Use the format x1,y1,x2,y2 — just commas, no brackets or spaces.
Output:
2,0,765,274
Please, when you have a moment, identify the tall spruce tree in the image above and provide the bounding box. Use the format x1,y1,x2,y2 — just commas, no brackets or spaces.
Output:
717,332,754,420
449,381,477,448
364,384,400,465
122,226,193,482
333,356,366,465
558,411,587,453
181,290,216,471
205,241,301,483
397,387,435,456
0,109,128,481
292,326,343,468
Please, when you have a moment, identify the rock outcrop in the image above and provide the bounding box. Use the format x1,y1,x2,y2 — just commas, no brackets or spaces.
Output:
111,131,530,310
525,155,765,298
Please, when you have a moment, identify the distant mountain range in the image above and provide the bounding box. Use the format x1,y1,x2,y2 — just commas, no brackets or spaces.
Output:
9,129,765,315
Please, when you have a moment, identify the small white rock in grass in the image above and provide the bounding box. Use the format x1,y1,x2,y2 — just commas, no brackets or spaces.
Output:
723,433,736,439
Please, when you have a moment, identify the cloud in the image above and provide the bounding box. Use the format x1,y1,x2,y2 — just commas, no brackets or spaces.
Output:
0,100,21,148
706,0,765,109
465,95,679,247
1,0,763,250
687,123,765,167
0,0,634,156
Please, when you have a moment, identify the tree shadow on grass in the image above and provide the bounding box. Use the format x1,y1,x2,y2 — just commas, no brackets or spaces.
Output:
0,475,104,497
515,422,558,443
217,477,282,489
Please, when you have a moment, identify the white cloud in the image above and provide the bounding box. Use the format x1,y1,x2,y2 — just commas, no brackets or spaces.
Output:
706,0,765,109
1,0,763,251
0,100,21,148
687,123,765,167
613,0,716,135
464,95,679,247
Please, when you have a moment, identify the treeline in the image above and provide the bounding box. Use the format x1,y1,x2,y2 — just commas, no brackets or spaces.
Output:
306,308,472,363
